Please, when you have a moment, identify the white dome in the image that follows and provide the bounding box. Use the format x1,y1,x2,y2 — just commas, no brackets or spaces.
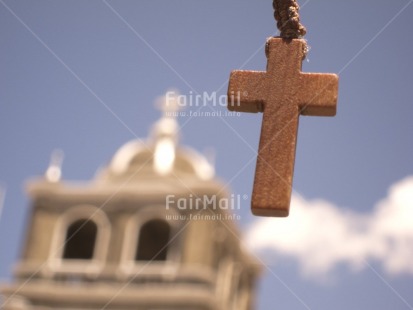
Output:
104,139,214,181
98,91,215,182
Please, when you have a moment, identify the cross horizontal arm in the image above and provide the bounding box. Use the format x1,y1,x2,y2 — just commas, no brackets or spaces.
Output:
298,73,339,116
227,71,267,113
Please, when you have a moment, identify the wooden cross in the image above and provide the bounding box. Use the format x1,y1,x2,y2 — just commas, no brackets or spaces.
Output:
227,38,338,217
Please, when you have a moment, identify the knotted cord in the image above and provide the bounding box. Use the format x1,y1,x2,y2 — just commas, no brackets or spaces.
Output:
272,0,306,39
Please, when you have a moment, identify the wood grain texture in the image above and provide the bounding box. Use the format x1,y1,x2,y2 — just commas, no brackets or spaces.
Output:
227,38,338,217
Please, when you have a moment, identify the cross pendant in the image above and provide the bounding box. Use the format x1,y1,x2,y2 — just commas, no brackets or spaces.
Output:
227,38,339,217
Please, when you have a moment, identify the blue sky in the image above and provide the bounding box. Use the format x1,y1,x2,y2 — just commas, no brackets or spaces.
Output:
1,1,413,309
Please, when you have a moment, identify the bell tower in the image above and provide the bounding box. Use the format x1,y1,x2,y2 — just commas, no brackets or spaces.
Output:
1,91,260,310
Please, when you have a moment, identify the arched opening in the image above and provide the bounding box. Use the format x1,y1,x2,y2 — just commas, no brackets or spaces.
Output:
63,219,97,260
135,219,170,261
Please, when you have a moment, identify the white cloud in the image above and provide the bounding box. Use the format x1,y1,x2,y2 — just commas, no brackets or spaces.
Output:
245,176,413,279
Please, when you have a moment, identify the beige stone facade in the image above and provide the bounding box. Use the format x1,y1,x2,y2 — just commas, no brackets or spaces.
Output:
1,95,260,309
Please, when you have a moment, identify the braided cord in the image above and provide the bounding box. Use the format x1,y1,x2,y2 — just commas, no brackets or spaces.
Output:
273,0,306,39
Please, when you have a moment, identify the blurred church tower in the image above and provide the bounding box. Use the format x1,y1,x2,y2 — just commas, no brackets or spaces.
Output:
1,91,260,310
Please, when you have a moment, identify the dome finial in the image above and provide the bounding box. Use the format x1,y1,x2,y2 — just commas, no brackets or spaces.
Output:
152,90,184,176
155,88,183,119
45,149,64,182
